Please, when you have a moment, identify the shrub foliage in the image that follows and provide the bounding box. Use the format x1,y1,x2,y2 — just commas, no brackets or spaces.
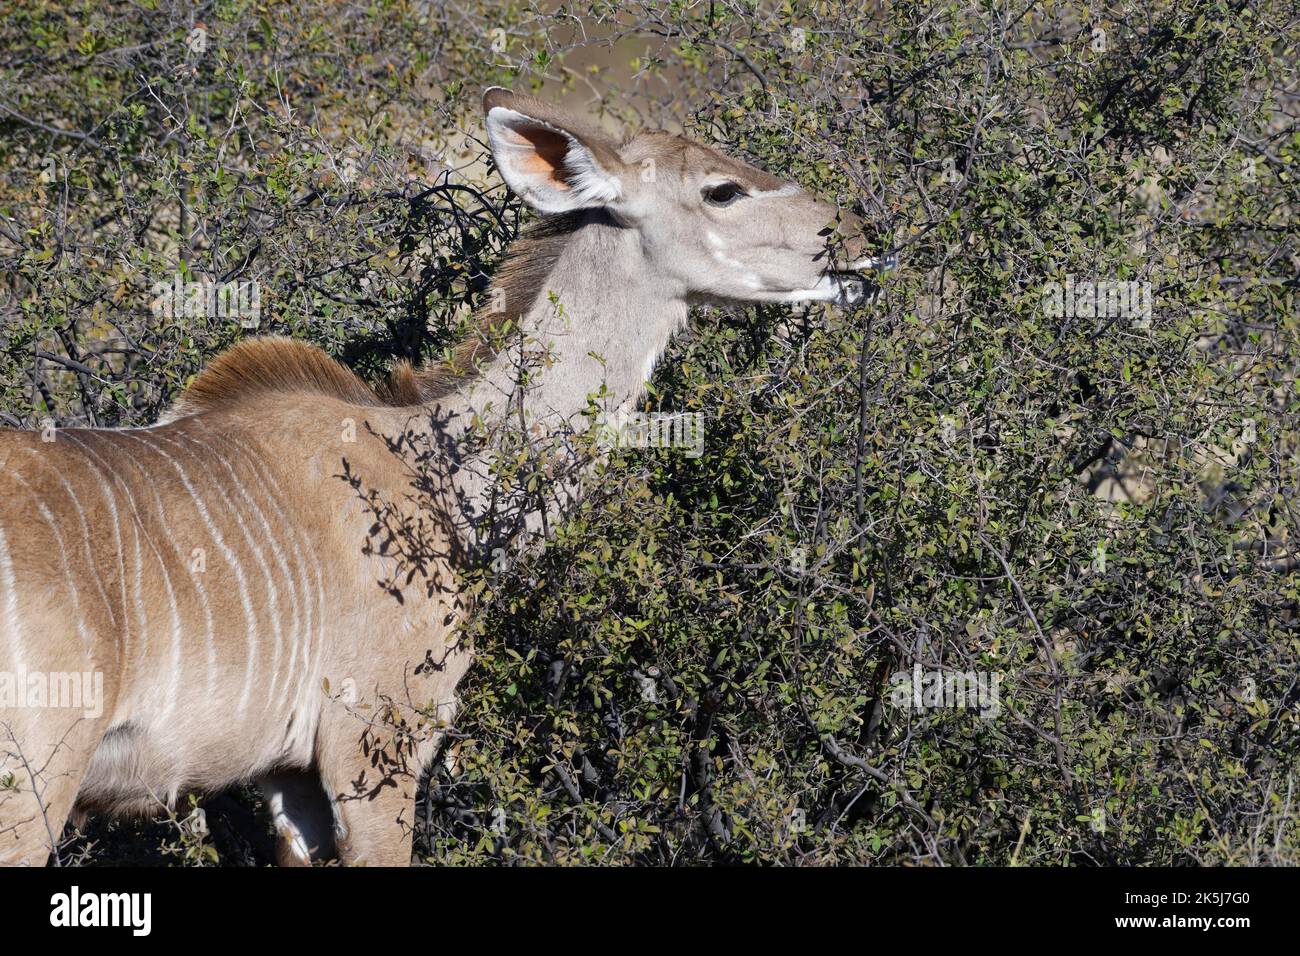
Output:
1,0,1297,864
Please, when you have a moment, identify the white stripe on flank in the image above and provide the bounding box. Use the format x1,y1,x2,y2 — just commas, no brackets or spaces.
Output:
0,522,26,677
10,473,95,659
15,446,119,634
154,430,287,717
128,431,261,716
106,429,218,707
187,433,295,714
64,434,183,720
219,432,320,742
65,432,149,708
240,438,323,743
147,473,217,702
154,555,184,724
201,428,308,725
62,433,129,664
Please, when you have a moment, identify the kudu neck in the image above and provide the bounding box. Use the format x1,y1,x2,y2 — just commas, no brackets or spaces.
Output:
458,209,688,428
375,209,689,555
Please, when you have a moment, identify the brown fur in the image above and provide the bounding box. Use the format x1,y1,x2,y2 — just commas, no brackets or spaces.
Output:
166,338,386,419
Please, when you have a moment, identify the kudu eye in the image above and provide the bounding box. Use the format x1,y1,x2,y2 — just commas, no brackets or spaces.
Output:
703,181,746,207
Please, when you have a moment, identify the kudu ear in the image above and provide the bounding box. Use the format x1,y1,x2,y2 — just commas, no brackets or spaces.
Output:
483,88,626,214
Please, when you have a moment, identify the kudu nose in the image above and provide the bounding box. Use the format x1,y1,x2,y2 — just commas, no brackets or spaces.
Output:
838,210,869,261
827,207,897,273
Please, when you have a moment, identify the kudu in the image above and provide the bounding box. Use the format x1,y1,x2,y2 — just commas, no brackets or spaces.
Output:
0,89,886,865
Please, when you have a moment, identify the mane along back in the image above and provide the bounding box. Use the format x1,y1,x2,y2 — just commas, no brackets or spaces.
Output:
163,337,419,421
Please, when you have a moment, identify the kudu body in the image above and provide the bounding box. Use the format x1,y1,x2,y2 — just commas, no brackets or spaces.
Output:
0,89,881,865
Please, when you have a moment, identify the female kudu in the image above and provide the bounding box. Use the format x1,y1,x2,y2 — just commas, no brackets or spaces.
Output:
0,89,884,865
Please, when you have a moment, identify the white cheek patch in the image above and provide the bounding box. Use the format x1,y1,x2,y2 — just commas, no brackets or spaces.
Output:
706,230,761,289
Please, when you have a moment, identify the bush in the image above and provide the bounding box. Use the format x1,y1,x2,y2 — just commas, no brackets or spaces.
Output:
2,0,1297,864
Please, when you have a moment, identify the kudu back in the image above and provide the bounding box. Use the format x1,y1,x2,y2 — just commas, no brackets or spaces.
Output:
0,88,885,865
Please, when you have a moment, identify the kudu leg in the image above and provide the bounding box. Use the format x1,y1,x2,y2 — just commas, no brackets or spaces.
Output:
314,706,420,867
259,767,337,866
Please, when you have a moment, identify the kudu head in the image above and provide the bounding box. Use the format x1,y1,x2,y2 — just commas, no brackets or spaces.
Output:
483,88,889,307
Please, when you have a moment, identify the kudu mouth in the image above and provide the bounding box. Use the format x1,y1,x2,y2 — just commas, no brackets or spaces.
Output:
814,209,897,306
828,252,899,306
